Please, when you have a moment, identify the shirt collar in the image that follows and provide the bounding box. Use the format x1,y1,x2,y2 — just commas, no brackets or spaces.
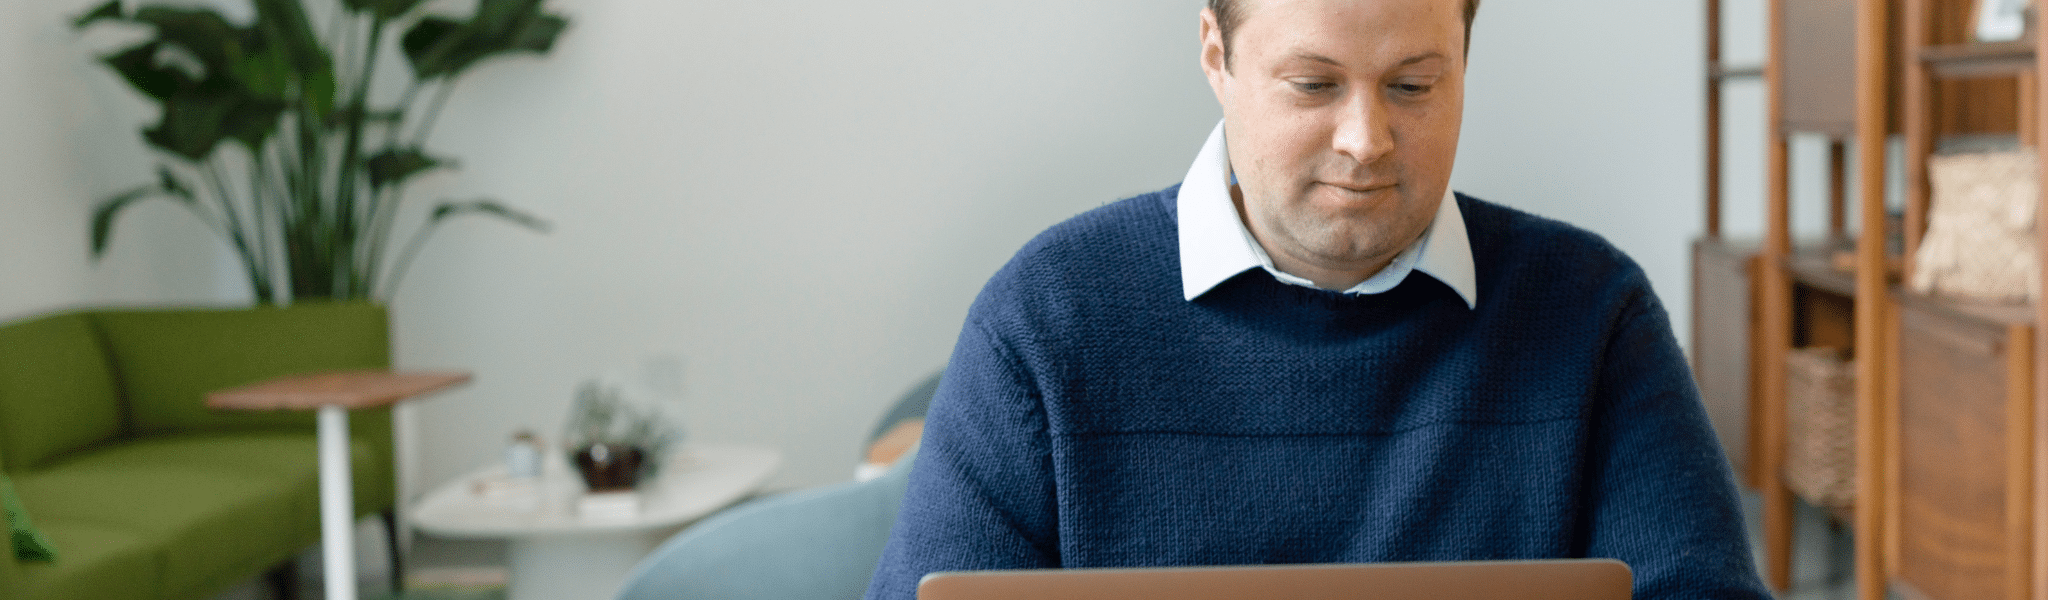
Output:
1176,120,1478,308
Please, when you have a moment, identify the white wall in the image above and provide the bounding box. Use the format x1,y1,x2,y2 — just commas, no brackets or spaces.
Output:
5,0,1741,493
1457,0,1705,312
2,0,247,319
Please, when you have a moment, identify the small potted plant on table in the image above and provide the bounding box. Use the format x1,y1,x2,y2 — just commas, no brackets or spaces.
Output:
564,380,678,494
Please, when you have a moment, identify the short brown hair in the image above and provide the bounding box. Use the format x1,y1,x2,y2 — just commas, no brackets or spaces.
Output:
1209,0,1482,68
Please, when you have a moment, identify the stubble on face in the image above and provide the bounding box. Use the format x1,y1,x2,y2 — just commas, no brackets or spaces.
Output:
1200,0,1466,290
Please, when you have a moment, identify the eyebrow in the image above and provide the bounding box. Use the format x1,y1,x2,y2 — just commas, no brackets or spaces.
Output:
1290,51,1448,68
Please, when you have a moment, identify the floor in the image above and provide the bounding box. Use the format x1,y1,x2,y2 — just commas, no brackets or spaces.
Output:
1748,491,1859,600
210,531,511,600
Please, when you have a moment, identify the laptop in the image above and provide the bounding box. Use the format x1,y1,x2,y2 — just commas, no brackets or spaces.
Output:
918,558,1632,600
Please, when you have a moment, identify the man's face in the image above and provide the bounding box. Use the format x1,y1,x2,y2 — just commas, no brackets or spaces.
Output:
1200,0,1466,289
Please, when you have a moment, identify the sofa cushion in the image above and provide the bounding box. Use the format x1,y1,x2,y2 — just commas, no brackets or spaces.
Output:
13,453,312,597
0,313,125,471
49,431,396,519
3,471,57,562
12,518,156,600
91,302,391,434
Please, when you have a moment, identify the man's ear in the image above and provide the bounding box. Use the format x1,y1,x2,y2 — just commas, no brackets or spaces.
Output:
1200,8,1229,103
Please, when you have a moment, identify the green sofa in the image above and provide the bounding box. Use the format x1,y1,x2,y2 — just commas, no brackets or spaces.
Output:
0,302,399,600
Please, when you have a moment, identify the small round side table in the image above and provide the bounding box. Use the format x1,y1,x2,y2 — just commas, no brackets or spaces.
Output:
410,443,781,600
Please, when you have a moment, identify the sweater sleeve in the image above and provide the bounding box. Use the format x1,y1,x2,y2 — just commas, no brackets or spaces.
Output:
1581,283,1771,600
864,317,1060,600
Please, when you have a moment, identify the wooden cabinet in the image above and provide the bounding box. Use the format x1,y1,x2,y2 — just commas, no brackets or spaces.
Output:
1693,239,1761,482
1891,294,2033,600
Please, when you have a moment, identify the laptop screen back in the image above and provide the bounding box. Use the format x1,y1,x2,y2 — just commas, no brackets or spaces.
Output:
918,558,1632,600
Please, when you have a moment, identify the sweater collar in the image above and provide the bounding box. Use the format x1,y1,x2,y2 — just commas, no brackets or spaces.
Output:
1176,120,1478,308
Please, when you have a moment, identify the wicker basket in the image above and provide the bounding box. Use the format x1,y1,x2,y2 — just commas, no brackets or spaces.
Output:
1784,347,1856,508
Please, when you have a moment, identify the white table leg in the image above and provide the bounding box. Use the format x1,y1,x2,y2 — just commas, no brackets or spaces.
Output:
505,529,676,600
318,405,358,600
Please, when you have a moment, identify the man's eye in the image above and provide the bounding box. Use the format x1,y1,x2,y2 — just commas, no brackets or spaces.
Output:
1391,82,1433,96
1291,81,1336,94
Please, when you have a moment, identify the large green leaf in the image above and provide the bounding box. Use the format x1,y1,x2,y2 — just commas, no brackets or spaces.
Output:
250,0,334,117
401,1,567,80
144,89,239,160
399,17,466,79
71,0,124,29
250,0,324,72
129,6,241,76
221,98,287,151
101,41,191,100
471,0,545,37
230,39,293,101
90,186,158,259
504,15,567,54
343,0,430,21
366,148,451,189
430,199,549,231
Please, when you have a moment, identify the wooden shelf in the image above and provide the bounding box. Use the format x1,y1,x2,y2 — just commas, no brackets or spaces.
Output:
1922,41,2035,80
1697,235,1760,258
1785,250,1860,298
1712,61,1766,81
1893,287,2036,327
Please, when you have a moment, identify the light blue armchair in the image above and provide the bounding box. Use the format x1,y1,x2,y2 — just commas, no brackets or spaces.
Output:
613,445,917,600
614,372,938,600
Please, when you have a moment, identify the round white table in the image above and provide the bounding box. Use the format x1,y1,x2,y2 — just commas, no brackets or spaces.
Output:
411,443,782,600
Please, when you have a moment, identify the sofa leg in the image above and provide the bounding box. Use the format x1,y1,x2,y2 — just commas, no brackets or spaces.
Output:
265,560,299,600
383,508,406,594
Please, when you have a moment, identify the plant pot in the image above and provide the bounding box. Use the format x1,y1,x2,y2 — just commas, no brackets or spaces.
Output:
572,443,646,492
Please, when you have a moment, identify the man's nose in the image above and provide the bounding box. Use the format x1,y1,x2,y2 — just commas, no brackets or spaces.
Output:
1332,92,1394,165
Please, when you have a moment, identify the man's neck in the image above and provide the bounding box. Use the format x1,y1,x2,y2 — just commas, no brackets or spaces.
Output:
1230,185,1406,291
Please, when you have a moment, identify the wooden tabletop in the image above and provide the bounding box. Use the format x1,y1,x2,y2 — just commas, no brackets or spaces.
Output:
208,370,472,411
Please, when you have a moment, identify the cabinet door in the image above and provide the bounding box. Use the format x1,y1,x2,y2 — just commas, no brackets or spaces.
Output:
1895,299,2029,600
1692,240,1756,481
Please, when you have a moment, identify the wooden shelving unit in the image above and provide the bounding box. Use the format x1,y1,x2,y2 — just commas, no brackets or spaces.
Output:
1696,0,1768,492
1887,2,2041,599
1699,0,2048,598
1921,41,2035,78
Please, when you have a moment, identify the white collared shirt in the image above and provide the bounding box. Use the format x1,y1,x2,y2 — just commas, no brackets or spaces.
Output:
1176,120,1478,308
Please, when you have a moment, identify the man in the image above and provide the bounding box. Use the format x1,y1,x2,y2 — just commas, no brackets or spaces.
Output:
865,1,1769,598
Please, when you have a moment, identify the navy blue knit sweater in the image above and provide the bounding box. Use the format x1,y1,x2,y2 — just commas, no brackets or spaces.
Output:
866,186,1769,600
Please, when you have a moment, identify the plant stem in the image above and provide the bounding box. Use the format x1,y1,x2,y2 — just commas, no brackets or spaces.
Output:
253,144,290,293
364,185,406,298
272,129,302,236
357,185,385,292
410,80,457,147
381,212,441,297
205,160,275,303
329,16,388,300
385,81,424,149
162,160,235,242
291,96,327,301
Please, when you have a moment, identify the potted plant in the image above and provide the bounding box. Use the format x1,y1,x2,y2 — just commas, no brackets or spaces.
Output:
564,379,679,492
73,0,567,303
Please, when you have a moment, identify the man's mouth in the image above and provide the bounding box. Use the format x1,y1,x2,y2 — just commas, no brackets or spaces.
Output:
1319,181,1396,194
